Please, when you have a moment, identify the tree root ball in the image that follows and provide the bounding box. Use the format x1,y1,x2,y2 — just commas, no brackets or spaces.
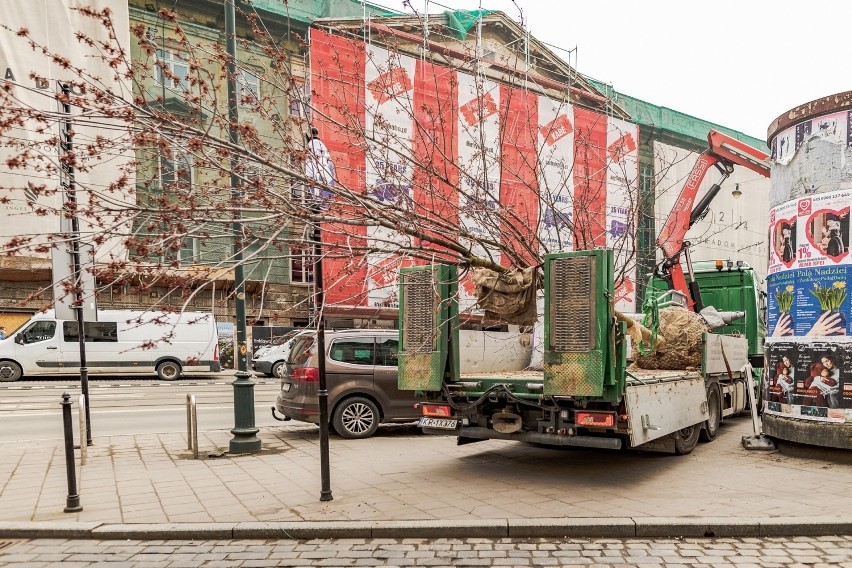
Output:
634,307,708,370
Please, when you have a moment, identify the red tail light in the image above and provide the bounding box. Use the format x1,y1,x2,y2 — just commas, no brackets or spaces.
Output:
422,404,452,417
292,367,319,383
575,411,616,428
213,344,219,362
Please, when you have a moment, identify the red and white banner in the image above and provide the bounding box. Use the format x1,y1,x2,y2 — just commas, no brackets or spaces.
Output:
363,46,417,307
606,117,639,311
537,96,575,256
309,30,641,311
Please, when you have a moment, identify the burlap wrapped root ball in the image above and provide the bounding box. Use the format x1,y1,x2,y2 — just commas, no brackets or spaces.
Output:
634,306,708,370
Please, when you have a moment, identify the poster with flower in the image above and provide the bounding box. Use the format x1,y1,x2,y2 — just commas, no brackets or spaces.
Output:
793,266,849,337
767,271,796,338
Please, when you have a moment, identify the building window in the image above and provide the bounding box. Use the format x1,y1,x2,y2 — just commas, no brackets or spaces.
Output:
288,79,310,121
238,68,260,106
157,141,198,265
290,245,314,284
155,49,189,92
158,142,192,190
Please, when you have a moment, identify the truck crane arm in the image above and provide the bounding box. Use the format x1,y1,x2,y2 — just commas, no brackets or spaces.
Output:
655,130,770,312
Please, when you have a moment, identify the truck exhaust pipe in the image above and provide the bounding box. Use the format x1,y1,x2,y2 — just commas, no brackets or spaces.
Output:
491,411,523,434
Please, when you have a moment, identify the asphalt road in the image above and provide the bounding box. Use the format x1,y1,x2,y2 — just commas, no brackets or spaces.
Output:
0,374,285,442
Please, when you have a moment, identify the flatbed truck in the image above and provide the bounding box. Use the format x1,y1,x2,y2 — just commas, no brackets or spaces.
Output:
398,250,752,454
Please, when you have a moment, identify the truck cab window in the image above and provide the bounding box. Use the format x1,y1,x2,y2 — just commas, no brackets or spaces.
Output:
20,321,56,344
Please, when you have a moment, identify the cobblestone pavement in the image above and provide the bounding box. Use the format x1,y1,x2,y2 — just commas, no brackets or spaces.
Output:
1,536,851,567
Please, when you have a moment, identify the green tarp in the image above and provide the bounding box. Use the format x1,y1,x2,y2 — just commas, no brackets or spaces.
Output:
444,9,493,40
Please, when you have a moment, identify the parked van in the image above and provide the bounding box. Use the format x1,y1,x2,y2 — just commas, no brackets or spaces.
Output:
251,329,305,377
273,327,532,439
0,310,221,382
274,329,416,438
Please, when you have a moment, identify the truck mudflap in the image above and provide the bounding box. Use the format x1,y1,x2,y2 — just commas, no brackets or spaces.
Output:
423,426,622,450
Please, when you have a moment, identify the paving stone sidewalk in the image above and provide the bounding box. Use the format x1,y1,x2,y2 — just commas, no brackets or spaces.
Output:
1,536,851,567
1,416,851,528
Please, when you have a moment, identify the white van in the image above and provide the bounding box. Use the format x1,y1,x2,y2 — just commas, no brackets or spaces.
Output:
0,310,221,382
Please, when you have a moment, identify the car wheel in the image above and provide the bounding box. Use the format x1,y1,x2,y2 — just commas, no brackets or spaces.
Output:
0,361,22,382
272,361,286,379
332,397,380,439
673,423,701,455
156,360,182,381
699,379,722,442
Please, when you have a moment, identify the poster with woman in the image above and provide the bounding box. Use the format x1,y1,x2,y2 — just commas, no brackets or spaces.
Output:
794,342,843,415
768,200,798,274
765,342,796,410
797,192,850,267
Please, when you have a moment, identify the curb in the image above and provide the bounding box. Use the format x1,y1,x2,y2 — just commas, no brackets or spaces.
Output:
1,517,850,540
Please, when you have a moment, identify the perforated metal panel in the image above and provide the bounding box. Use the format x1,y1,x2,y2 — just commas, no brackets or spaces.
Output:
543,251,611,398
398,265,457,392
401,268,437,354
549,255,596,352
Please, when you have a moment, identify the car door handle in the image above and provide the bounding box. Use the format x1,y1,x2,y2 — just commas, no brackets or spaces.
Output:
46,346,58,350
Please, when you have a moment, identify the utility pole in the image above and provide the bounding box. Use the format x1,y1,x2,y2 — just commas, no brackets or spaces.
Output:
59,83,93,447
225,0,260,454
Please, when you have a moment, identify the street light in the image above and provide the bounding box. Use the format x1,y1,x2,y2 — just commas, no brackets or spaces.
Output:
225,0,260,454
306,128,334,502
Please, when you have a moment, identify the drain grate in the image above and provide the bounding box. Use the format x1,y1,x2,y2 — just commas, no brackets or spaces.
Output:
0,540,21,552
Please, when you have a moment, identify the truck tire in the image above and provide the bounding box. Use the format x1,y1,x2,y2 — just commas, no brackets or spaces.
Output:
0,361,22,382
673,424,701,455
272,361,286,379
332,396,380,439
156,360,182,381
700,379,722,442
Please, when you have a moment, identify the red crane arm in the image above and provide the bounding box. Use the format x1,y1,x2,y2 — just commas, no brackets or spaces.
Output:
654,130,770,312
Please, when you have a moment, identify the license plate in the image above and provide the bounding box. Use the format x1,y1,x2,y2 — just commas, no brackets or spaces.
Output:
281,383,291,392
418,417,459,430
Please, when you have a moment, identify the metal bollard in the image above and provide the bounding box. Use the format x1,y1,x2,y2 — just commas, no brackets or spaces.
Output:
186,394,198,459
61,392,82,512
78,394,87,466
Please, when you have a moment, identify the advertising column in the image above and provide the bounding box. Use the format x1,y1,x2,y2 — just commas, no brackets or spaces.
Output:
765,99,852,437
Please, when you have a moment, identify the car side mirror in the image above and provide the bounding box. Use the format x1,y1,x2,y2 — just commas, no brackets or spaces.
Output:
14,334,22,345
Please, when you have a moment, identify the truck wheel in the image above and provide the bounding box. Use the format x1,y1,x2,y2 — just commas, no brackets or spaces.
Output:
700,380,722,442
332,397,380,439
272,361,286,379
673,424,701,455
0,361,22,382
156,360,182,381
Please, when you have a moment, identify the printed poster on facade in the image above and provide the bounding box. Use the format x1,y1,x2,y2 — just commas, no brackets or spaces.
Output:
771,110,852,165
606,117,639,312
0,1,133,262
363,46,417,307
536,95,574,256
310,31,642,315
456,73,502,312
766,190,851,338
764,340,852,423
